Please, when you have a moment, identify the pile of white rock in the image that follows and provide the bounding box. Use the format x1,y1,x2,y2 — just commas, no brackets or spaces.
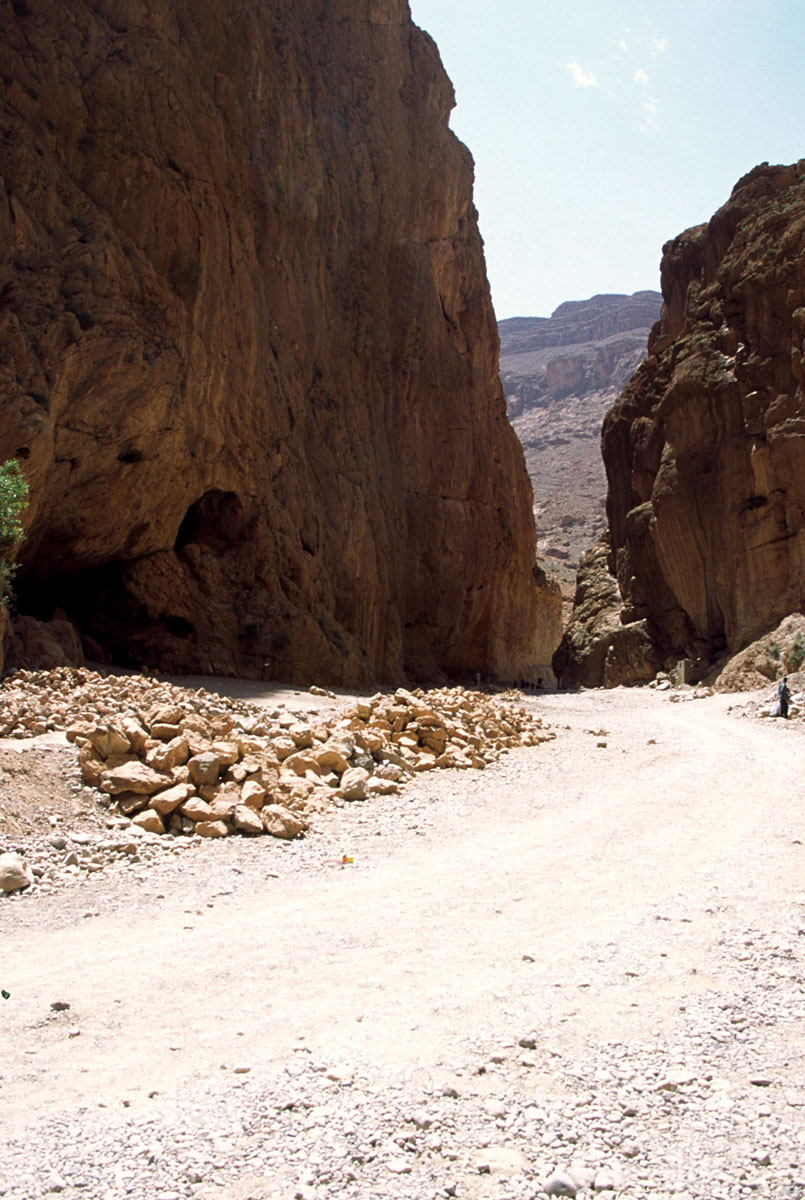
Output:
1,668,552,846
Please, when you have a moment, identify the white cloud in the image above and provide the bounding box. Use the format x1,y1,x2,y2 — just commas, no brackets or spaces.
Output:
641,95,660,132
635,68,649,86
651,36,669,56
567,60,598,89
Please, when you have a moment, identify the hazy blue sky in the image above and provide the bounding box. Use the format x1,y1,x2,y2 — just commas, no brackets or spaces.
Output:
408,0,805,319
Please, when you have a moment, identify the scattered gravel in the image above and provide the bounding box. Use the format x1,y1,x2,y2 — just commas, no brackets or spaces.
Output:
2,682,805,1200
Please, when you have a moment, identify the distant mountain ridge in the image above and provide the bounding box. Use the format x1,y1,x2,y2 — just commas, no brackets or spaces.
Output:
500,290,662,354
499,290,662,567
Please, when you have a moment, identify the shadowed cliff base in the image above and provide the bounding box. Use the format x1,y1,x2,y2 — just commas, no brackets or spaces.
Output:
556,161,805,689
0,0,556,686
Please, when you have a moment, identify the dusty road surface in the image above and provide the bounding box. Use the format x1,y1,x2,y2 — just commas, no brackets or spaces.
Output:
2,684,805,1200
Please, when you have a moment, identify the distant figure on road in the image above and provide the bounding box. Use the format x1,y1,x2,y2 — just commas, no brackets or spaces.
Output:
777,675,792,718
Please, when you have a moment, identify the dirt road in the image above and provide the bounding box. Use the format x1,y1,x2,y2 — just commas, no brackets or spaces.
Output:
2,686,804,1200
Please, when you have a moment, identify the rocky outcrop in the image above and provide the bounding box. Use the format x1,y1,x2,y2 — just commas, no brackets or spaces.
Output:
558,162,805,685
0,0,544,685
552,536,660,688
500,293,661,565
712,613,805,692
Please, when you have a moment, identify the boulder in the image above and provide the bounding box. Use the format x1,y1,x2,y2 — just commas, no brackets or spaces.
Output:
232,805,264,835
339,766,370,801
271,737,297,761
240,779,266,809
187,753,221,787
208,794,240,821
282,750,321,778
261,805,307,840
148,783,195,815
315,738,354,774
195,820,230,839
147,736,190,772
101,761,170,796
4,615,84,673
150,722,182,741
88,725,131,759
146,705,184,728
131,810,165,834
116,791,150,816
212,740,241,767
0,852,33,892
180,796,213,822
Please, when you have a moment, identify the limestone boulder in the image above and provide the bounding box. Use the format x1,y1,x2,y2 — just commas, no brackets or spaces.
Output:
180,796,214,822
240,780,266,810
195,820,230,839
282,751,321,778
148,783,195,815
3,615,84,673
88,725,131,759
714,613,805,691
314,737,355,774
147,736,190,772
0,852,33,892
187,753,221,787
232,805,264,836
101,761,170,796
131,810,165,835
261,805,307,840
340,766,370,801
117,792,150,816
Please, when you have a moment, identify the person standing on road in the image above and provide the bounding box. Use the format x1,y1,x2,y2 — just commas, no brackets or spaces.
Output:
778,675,792,718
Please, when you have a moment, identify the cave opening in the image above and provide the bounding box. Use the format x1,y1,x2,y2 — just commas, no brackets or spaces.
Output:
6,488,248,669
14,561,145,665
175,489,245,554
14,558,197,666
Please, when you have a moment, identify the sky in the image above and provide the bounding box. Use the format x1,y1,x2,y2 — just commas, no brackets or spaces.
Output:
408,0,805,319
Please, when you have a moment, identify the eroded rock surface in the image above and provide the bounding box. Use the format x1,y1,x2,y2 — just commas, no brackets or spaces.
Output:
558,163,805,685
0,0,543,685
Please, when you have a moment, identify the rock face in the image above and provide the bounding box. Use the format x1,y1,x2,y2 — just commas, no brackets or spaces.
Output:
558,163,805,685
500,293,661,565
0,0,543,685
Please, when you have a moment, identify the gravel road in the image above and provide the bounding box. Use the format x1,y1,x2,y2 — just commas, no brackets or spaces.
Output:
2,685,804,1200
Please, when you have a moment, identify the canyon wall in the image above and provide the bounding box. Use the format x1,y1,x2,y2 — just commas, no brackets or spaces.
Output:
500,292,661,565
557,162,805,686
0,0,547,684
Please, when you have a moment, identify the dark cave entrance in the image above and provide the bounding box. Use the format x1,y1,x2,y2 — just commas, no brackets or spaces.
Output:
10,489,248,667
174,489,245,553
14,560,150,666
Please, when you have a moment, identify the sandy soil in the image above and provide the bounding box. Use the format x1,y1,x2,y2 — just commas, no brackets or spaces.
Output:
2,681,804,1199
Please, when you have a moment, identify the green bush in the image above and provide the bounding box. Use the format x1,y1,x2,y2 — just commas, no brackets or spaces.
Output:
0,459,29,603
790,632,805,671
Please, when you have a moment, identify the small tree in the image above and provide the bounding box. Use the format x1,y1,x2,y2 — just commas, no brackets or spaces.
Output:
0,459,29,604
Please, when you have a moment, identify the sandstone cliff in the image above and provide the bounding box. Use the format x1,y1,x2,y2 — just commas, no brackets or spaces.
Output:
500,292,661,565
0,0,548,684
557,162,805,685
